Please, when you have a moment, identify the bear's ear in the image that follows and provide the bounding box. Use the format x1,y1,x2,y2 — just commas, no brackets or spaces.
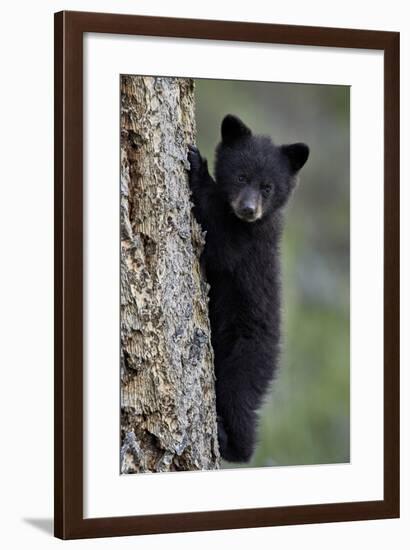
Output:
281,143,310,174
221,115,252,145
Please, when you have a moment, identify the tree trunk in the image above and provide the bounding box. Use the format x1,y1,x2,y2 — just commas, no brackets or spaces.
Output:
120,75,219,473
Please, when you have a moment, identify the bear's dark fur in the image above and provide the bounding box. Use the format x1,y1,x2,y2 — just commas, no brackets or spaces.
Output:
188,114,309,462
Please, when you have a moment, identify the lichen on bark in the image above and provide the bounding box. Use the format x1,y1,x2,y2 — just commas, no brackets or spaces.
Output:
120,75,219,473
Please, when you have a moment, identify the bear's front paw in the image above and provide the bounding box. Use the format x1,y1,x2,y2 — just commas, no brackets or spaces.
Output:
187,145,208,184
187,144,202,171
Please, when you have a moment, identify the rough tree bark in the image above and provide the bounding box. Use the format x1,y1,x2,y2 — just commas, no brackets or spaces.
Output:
120,75,220,473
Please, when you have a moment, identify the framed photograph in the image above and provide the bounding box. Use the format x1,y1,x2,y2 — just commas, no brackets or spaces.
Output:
54,10,400,539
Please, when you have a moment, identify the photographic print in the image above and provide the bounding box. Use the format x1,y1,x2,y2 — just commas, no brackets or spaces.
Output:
120,75,350,474
55,11,399,538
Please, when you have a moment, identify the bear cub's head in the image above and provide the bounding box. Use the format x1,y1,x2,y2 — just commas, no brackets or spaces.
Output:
215,114,309,223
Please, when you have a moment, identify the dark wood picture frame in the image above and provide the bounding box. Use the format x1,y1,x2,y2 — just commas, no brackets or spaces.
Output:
54,10,400,539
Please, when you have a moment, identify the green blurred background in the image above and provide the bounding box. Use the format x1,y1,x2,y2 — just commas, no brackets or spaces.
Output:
195,79,350,468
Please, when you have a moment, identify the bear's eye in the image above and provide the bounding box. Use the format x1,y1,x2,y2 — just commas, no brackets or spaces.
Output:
261,184,272,192
237,174,246,183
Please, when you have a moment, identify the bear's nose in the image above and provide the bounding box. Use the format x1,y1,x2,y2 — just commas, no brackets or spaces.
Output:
240,205,256,218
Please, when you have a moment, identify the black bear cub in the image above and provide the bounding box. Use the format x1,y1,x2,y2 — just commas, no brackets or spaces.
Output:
188,115,309,463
